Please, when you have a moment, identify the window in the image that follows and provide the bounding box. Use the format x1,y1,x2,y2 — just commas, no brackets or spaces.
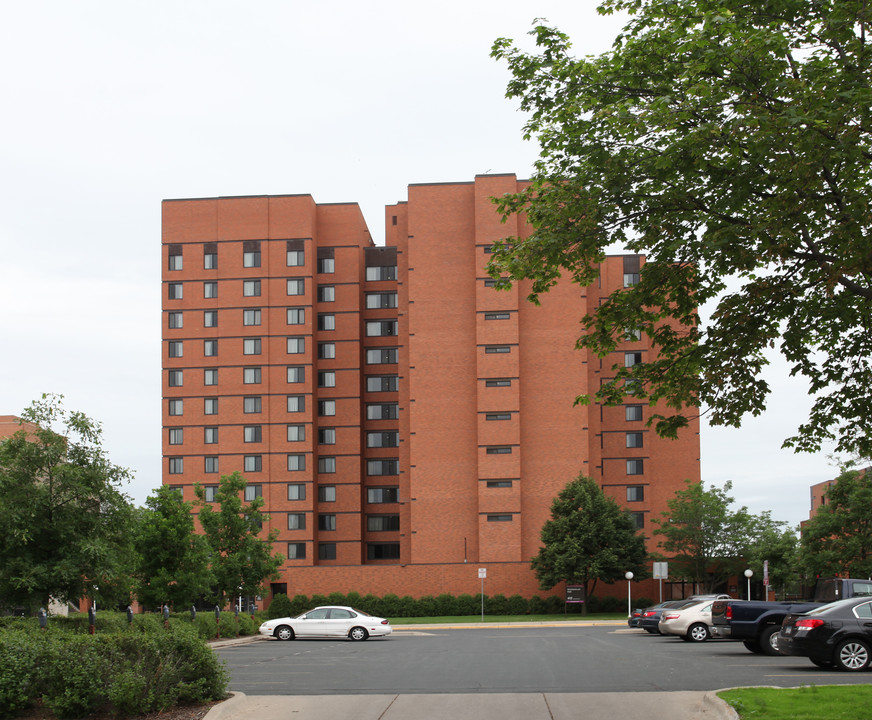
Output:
244,484,262,501
366,403,398,420
287,424,305,442
483,278,497,288
318,514,336,531
318,543,337,560
366,375,398,392
486,446,512,454
487,514,513,522
287,336,305,354
630,511,645,529
318,399,336,416
317,285,335,302
204,427,218,444
486,413,511,421
366,266,397,281
168,428,183,445
168,370,183,387
287,279,305,296
365,292,398,309
366,320,397,337
627,458,644,475
244,367,262,384
367,431,399,448
204,368,218,386
366,348,398,364
244,455,262,472
168,457,184,474
485,378,511,387
168,312,183,329
367,515,400,532
625,404,643,422
204,398,218,415
203,486,218,503
244,396,261,414
204,251,217,270
367,487,399,504
367,543,400,560
243,309,262,326
243,250,261,268
624,327,642,341
486,480,513,488
243,338,262,355
204,456,219,474
286,366,305,384
318,456,336,473
317,313,335,331
485,345,511,354
318,485,336,502
287,454,306,471
244,425,262,443
287,243,304,267
168,283,183,300
167,341,183,358
317,248,335,274
287,308,305,325
485,312,511,320
288,513,306,530
202,339,217,357
204,282,218,299
168,399,183,416
287,543,306,559
627,485,645,502
287,483,306,501
367,458,399,476
204,310,218,328
168,252,183,270
243,280,261,297
318,342,335,359
624,273,640,287
625,351,643,367
318,371,336,388
287,395,305,413
626,432,644,448
318,428,336,444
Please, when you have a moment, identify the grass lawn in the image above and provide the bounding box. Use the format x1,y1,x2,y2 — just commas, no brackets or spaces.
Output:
718,684,872,719
390,613,628,624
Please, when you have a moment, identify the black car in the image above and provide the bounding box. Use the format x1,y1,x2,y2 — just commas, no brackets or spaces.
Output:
637,600,686,634
779,596,872,671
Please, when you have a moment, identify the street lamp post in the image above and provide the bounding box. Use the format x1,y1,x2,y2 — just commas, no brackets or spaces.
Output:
625,571,634,618
744,569,754,601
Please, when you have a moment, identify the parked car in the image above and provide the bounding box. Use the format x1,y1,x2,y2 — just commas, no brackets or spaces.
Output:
259,606,392,641
658,599,715,642
778,596,872,671
629,600,683,633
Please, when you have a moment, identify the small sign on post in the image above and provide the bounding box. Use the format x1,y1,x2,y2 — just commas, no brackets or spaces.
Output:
478,568,486,621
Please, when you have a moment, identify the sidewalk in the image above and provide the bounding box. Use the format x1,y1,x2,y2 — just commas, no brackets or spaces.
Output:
206,628,738,720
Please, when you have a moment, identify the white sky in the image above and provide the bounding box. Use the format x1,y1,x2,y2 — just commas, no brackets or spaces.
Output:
0,1,839,528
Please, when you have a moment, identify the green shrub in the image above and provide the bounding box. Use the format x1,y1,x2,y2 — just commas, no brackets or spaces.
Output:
344,591,363,609
506,594,528,615
528,595,547,614
42,634,114,718
455,594,479,615
267,593,294,619
326,592,347,606
236,613,257,636
217,612,238,638
289,594,311,616
0,629,45,718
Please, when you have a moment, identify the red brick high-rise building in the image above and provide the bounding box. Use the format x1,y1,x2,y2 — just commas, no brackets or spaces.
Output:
161,174,700,603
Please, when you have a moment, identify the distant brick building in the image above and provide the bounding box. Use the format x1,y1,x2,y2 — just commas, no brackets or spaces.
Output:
161,174,700,604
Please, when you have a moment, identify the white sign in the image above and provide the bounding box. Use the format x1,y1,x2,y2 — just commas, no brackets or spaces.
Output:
478,568,487,579
653,562,668,579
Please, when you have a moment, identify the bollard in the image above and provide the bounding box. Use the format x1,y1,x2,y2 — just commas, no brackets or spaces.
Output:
126,605,134,625
215,606,221,639
162,604,170,628
88,606,96,635
190,605,197,621
38,608,47,631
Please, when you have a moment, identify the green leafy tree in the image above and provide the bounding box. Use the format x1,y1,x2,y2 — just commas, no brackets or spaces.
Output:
195,472,284,608
0,394,134,611
490,1,872,457
744,519,800,600
133,484,214,610
532,475,648,609
801,467,872,578
652,480,759,593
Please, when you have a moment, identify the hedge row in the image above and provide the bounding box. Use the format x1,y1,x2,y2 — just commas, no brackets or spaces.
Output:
0,623,227,719
266,592,654,619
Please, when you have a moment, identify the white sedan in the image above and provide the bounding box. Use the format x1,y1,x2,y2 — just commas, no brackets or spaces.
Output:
259,605,392,641
658,599,715,642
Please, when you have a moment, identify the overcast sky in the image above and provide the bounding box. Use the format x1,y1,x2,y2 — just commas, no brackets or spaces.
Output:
0,1,840,528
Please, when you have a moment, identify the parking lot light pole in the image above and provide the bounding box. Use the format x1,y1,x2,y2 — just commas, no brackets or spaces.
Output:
625,571,634,618
744,569,753,601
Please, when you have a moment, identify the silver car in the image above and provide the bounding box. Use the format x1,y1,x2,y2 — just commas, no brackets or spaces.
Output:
258,605,392,641
658,599,714,642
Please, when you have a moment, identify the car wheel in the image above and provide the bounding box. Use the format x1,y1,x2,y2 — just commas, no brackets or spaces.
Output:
645,628,659,634
759,625,783,656
810,657,833,668
743,640,763,654
834,639,871,671
686,623,709,642
275,625,294,641
349,626,369,641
